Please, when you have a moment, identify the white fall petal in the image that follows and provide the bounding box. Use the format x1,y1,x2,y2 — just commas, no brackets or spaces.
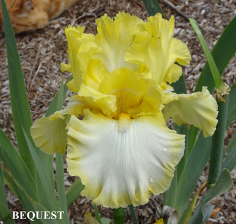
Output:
66,109,185,208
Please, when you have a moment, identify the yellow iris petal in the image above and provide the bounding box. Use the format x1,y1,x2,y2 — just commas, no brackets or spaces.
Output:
127,79,164,117
95,12,142,72
31,116,68,155
60,63,72,73
63,25,101,89
142,14,175,53
165,63,182,84
64,26,84,88
81,64,163,118
84,59,109,91
169,38,191,66
163,86,218,137
84,212,99,224
78,83,117,117
66,79,79,92
30,95,84,155
99,67,147,115
125,14,191,85
155,219,164,224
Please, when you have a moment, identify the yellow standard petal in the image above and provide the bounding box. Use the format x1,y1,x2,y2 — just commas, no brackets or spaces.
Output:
126,79,165,118
78,83,117,117
125,14,191,85
164,38,191,83
164,63,182,84
81,66,163,118
66,109,185,208
98,67,147,115
83,59,110,91
162,86,218,137
30,95,84,155
95,12,142,72
63,25,101,89
66,78,79,93
125,14,174,84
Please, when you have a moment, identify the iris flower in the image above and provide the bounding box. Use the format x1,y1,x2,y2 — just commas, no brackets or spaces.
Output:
155,219,164,224
31,12,218,208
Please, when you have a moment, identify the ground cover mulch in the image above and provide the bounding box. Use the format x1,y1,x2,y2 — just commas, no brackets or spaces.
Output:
0,0,236,223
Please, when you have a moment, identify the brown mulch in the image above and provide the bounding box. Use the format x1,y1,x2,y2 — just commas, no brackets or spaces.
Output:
0,0,236,223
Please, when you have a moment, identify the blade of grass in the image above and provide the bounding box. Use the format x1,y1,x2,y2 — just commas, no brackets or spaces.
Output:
222,133,236,172
175,133,212,216
23,129,60,211
31,201,60,224
190,18,224,90
178,181,206,224
35,77,70,210
171,73,187,94
128,205,138,224
195,16,236,93
142,0,164,17
187,83,235,165
189,169,232,223
178,17,235,158
207,96,229,187
36,75,73,198
175,16,235,217
94,204,103,224
55,78,70,223
163,170,177,209
2,168,45,224
35,171,52,211
190,18,230,188
171,69,190,180
2,167,24,208
13,180,43,224
186,126,199,155
175,124,188,182
226,133,236,154
55,76,65,111
0,129,37,201
45,75,72,117
164,75,188,208
1,0,35,176
226,84,236,128
56,153,70,224
66,178,84,207
0,164,15,224
201,205,215,224
164,125,188,208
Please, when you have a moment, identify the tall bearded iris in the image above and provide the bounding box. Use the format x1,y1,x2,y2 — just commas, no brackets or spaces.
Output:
31,12,218,208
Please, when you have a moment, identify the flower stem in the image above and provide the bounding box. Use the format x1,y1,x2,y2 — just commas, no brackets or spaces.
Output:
113,208,125,224
94,204,103,224
128,205,138,224
207,96,229,188
56,153,70,224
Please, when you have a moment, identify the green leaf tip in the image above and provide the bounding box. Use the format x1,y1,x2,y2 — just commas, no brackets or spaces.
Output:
189,18,231,101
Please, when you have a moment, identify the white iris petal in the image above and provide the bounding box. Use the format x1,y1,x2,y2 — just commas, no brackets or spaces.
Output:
66,109,185,208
